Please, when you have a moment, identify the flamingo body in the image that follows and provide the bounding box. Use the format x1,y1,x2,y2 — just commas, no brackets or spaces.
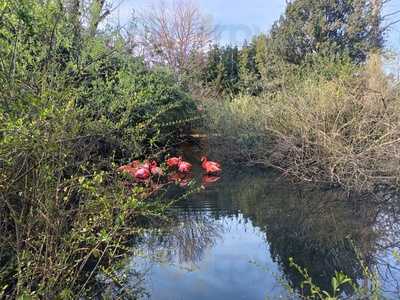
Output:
150,161,163,176
117,165,132,173
129,160,142,168
201,157,222,174
141,160,150,170
178,159,192,173
134,167,151,180
166,157,180,168
117,164,137,178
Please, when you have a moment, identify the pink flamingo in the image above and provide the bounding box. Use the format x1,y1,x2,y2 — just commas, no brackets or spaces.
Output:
178,157,192,173
118,160,152,180
150,161,163,176
201,156,222,175
117,163,137,178
134,167,151,180
166,157,181,168
201,156,221,175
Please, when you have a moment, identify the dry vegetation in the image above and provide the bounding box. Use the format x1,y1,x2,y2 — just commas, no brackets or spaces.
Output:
205,55,400,190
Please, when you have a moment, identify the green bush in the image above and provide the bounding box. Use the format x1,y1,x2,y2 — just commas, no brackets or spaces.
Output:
0,0,196,297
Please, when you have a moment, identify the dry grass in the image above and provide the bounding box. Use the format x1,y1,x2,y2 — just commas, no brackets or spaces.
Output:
205,55,400,190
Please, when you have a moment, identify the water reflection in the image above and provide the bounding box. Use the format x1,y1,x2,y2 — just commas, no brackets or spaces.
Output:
146,215,222,267
126,167,400,299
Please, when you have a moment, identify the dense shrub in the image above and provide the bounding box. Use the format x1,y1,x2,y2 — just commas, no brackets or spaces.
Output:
0,0,196,297
205,55,400,190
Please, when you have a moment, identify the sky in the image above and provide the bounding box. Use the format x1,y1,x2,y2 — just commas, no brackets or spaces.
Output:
110,0,400,51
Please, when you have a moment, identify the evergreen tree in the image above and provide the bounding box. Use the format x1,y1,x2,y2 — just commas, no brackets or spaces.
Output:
202,44,240,96
267,0,384,65
221,45,240,94
255,34,268,77
238,39,262,95
203,45,222,84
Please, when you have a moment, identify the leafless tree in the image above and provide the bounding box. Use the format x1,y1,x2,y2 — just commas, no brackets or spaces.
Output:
135,0,213,76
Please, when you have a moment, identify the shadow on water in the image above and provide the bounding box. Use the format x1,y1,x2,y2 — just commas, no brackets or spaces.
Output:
111,148,400,299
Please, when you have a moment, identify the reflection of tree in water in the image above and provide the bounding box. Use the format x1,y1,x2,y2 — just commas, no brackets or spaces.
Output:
211,169,400,296
138,211,223,267
255,188,375,294
164,213,223,266
104,210,223,298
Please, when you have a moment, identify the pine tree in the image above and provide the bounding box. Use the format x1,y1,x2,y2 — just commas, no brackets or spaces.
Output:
202,45,240,96
238,39,262,95
267,0,383,64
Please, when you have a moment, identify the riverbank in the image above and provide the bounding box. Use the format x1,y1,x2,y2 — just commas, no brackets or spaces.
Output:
202,55,400,191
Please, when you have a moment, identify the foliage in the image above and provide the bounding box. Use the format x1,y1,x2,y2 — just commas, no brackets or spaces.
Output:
0,0,196,297
199,0,384,97
201,44,240,96
238,39,262,96
289,258,353,299
268,0,383,65
205,55,400,190
288,238,381,299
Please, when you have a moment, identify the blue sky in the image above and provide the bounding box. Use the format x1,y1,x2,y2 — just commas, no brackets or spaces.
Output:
384,1,400,51
111,0,400,50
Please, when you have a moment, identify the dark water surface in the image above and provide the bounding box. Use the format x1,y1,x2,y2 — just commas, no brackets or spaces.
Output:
118,151,400,299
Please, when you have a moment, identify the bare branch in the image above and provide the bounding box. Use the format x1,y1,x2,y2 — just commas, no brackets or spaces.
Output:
383,9,400,19
133,0,213,76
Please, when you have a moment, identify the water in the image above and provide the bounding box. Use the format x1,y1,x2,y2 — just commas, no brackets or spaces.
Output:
117,155,400,299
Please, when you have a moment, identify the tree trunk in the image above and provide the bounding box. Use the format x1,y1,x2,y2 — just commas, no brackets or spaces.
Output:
89,0,110,37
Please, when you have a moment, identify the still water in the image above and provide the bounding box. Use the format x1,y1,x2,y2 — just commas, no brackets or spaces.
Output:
118,154,400,299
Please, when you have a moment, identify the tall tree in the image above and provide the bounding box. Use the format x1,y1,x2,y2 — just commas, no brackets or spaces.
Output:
201,45,240,95
238,39,262,95
268,0,384,64
63,0,119,38
136,0,213,78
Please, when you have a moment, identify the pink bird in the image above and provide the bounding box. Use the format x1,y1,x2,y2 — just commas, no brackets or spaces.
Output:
118,160,152,180
141,160,151,170
117,160,143,173
134,167,151,180
201,156,222,175
150,161,163,176
129,160,142,168
178,157,192,173
166,157,181,168
117,162,138,178
117,164,133,174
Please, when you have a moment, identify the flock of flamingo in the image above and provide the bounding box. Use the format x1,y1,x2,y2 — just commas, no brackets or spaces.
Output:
117,155,222,189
